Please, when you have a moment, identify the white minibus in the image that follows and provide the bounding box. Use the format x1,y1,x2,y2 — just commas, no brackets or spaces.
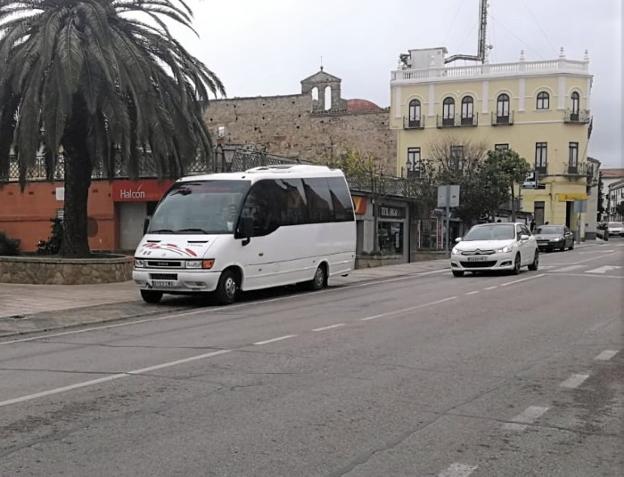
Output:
133,165,356,304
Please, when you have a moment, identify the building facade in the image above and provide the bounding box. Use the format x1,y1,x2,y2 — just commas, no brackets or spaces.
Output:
601,168,624,220
390,47,593,239
203,69,396,174
607,179,624,221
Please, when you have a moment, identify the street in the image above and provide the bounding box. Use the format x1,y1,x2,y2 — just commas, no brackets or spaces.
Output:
1,240,623,476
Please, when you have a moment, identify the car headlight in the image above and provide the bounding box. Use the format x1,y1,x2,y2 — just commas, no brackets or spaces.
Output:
134,259,146,268
550,238,562,242
185,260,202,269
496,245,512,253
451,247,461,255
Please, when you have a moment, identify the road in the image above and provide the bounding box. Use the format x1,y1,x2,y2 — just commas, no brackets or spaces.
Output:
1,240,623,476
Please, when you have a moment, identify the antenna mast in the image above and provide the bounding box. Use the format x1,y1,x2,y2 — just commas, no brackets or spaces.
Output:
445,0,490,64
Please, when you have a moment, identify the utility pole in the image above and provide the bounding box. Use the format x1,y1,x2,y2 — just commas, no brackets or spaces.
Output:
445,185,451,253
445,0,491,64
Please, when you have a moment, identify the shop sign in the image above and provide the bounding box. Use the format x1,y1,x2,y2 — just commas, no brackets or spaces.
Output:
112,180,173,202
378,205,405,219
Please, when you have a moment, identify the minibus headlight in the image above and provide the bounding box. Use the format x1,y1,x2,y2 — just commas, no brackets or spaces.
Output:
134,259,146,268
185,259,215,269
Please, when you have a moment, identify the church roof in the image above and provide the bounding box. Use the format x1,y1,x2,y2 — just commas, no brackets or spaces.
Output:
300,68,341,84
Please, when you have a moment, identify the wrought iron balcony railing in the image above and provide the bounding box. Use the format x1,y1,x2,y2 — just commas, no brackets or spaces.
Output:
563,109,591,124
403,116,425,129
491,111,514,126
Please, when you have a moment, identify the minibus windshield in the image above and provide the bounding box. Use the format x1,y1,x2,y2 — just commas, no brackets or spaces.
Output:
148,180,250,234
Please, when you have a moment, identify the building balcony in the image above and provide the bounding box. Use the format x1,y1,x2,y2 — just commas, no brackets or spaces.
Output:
564,109,591,124
391,58,590,84
562,161,590,177
491,111,514,126
403,116,425,129
435,114,478,128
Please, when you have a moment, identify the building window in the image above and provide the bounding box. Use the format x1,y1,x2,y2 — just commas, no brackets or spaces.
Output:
442,97,455,126
406,147,421,177
496,93,510,120
535,142,548,174
571,91,580,119
495,144,510,151
408,99,421,127
568,142,579,173
461,96,474,124
536,91,550,110
450,145,464,169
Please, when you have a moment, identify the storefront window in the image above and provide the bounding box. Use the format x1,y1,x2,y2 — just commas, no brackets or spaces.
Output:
378,222,403,255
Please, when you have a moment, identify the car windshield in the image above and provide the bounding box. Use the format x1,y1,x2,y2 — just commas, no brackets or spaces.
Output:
535,225,564,234
463,224,515,241
148,180,251,234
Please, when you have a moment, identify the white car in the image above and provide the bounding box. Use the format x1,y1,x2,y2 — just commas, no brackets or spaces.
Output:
607,222,624,236
450,222,539,277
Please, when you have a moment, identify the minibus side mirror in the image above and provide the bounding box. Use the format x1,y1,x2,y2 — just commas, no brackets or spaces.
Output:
143,217,150,234
236,216,253,246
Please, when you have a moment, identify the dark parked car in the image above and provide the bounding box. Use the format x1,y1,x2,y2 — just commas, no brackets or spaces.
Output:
534,225,574,251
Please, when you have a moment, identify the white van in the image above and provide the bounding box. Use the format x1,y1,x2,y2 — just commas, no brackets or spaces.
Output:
133,165,356,304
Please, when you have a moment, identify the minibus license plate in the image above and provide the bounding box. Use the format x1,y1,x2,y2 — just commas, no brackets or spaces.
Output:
152,280,176,288
466,256,488,262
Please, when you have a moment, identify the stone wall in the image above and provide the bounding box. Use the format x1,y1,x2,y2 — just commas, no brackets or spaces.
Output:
204,94,396,174
0,255,133,284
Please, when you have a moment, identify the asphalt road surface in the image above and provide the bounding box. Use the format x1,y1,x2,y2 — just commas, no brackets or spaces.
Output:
1,240,623,476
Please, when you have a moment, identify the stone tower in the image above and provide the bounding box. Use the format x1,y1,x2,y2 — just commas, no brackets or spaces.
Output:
300,68,346,113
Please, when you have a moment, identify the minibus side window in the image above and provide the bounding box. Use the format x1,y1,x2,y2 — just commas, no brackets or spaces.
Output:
240,180,285,236
275,179,308,225
302,178,333,223
327,177,354,222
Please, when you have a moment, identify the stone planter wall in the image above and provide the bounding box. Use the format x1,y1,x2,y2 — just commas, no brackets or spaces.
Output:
0,255,133,284
355,255,403,269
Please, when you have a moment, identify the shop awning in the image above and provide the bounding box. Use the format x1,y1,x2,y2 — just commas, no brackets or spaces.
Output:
557,192,588,202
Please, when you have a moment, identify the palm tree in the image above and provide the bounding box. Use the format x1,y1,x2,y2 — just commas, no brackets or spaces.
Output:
0,0,224,257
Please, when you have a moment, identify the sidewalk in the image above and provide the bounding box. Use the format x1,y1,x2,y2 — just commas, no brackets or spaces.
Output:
0,259,449,338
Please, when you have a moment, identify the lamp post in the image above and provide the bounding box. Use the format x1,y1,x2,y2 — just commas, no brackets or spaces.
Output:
222,147,235,172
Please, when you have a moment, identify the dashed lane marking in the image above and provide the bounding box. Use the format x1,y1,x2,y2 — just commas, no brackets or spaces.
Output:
595,350,619,361
484,286,498,290
585,265,622,274
312,323,346,332
253,335,297,346
360,296,458,321
465,291,480,295
438,463,478,477
500,274,545,287
553,264,585,272
560,373,590,389
0,349,232,408
502,406,549,431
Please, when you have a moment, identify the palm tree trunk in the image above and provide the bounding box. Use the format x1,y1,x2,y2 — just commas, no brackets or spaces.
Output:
60,99,92,258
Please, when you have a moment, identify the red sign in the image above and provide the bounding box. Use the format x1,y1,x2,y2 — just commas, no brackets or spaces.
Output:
112,179,174,202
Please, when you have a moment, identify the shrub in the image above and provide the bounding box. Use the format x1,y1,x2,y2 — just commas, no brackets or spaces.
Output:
0,232,20,256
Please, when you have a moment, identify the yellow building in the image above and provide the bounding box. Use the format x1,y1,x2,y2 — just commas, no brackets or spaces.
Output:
390,47,593,238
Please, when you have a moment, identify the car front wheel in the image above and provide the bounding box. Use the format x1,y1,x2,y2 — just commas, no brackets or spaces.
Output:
141,290,163,304
528,250,539,271
452,270,464,277
512,254,521,275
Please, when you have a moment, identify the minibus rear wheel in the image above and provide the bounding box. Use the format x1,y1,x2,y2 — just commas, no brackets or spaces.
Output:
308,264,327,291
215,269,239,305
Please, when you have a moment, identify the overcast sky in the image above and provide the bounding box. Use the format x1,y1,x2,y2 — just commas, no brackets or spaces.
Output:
176,0,622,167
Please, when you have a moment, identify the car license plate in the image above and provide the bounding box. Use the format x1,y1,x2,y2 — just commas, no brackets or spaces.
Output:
151,280,177,288
466,256,488,262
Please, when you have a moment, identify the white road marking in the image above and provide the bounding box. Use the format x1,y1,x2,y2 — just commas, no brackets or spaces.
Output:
595,350,619,361
502,406,549,431
0,349,231,408
585,265,622,274
484,286,498,290
560,373,590,389
360,296,458,321
500,274,545,287
1,269,451,346
546,273,624,280
553,264,585,272
312,323,346,332
253,335,297,346
465,291,480,295
438,463,478,477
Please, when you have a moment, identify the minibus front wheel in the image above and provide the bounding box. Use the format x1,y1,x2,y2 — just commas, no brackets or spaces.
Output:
141,290,163,304
215,269,240,305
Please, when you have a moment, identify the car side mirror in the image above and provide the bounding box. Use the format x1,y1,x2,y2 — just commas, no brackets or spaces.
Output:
520,234,530,241
235,216,254,245
143,218,150,234
454,237,462,243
